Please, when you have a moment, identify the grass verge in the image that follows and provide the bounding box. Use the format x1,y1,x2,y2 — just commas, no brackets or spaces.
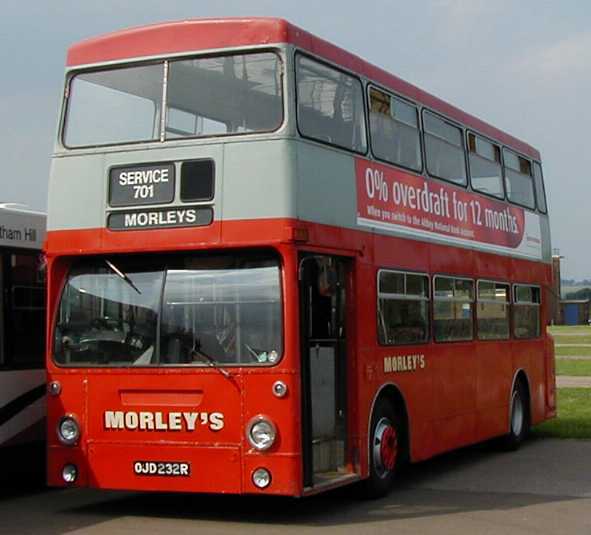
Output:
549,325,591,336
553,336,591,345
555,346,591,357
556,359,591,376
532,388,591,439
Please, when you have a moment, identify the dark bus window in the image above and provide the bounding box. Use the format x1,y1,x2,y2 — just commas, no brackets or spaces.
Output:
369,87,421,172
2,252,46,369
296,55,367,153
424,111,467,186
468,133,504,198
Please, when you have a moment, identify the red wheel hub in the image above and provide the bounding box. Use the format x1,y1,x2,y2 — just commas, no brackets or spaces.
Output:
380,425,398,471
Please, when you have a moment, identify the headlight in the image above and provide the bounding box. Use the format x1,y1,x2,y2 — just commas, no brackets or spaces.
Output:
57,415,80,446
247,415,277,451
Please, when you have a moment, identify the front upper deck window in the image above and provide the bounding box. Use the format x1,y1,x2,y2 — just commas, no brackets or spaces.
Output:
53,252,283,367
62,52,283,148
64,64,163,147
166,53,283,138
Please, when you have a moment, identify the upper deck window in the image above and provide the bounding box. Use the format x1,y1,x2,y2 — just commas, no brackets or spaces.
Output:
63,52,283,148
467,133,504,198
423,111,467,186
503,149,535,209
296,55,367,153
166,53,283,139
369,87,421,172
64,64,163,147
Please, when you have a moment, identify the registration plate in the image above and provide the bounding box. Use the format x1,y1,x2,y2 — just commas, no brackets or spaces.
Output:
133,460,190,477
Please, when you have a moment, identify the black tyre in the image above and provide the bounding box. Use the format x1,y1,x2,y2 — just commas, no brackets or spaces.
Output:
502,380,530,451
362,397,402,499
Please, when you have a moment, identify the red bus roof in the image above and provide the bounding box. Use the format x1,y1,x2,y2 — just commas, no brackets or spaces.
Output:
67,17,540,160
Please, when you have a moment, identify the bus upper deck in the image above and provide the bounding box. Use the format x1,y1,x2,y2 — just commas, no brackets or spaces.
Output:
48,17,549,265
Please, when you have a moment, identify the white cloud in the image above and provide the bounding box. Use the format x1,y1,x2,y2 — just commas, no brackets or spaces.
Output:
433,0,507,27
513,31,591,79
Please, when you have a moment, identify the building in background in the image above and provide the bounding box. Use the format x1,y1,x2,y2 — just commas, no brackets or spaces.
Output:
559,300,590,325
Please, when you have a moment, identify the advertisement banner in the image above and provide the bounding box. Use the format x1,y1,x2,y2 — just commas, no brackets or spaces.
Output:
355,159,542,259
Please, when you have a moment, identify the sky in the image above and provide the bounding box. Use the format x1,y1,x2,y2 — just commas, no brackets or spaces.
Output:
1,0,589,278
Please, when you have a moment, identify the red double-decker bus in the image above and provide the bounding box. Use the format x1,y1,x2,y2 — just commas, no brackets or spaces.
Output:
46,18,555,497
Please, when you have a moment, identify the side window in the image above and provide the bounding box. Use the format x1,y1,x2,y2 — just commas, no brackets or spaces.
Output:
467,133,504,198
368,87,422,172
503,149,535,209
533,162,548,213
433,276,474,342
296,55,367,153
513,285,541,339
423,111,467,186
477,281,510,340
377,270,429,345
3,252,46,369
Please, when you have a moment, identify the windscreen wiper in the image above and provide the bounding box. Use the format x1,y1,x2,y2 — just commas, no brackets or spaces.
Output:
104,259,142,295
190,340,231,379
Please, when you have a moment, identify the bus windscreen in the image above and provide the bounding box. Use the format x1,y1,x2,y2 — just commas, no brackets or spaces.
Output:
53,253,283,367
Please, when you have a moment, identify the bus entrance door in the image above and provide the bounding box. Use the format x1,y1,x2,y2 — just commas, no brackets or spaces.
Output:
299,255,349,487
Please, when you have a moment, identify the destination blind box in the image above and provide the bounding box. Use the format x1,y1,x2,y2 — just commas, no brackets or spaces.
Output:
109,163,175,207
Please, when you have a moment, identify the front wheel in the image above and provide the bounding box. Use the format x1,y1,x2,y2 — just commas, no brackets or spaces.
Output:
362,397,402,498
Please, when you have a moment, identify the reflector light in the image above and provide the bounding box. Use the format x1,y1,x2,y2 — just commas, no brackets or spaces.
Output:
272,381,288,398
57,415,80,446
62,464,78,484
48,381,62,396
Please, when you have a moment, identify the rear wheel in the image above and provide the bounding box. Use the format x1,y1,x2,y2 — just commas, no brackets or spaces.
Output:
362,397,402,498
502,381,530,450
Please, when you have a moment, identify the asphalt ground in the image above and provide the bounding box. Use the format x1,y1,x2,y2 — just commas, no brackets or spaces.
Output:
1,438,590,534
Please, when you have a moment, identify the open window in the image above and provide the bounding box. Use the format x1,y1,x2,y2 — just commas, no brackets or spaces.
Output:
368,87,421,172
468,133,504,198
503,149,535,209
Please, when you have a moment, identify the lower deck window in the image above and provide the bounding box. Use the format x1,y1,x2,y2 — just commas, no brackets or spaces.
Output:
434,276,474,342
377,270,429,345
477,281,510,340
513,285,541,339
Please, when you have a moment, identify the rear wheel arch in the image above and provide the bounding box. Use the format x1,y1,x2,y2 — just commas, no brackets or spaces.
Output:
362,383,410,498
510,369,532,428
503,368,532,450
